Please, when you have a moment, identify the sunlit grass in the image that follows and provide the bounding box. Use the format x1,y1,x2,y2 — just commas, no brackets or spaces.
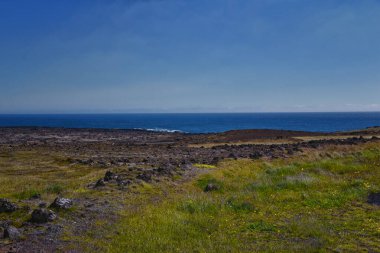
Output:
193,163,217,169
0,150,107,226
108,143,380,252
0,151,106,199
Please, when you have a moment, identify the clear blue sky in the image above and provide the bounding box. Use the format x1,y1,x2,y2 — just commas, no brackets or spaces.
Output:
1,0,379,113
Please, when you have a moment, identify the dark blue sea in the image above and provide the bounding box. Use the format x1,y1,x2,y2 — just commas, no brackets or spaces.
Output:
0,113,379,133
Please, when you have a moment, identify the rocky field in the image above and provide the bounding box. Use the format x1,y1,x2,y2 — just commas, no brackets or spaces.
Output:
0,127,379,252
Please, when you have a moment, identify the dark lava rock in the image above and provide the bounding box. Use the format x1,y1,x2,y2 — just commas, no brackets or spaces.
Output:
287,149,294,155
84,202,94,208
0,198,17,213
50,197,73,209
137,173,152,182
0,220,10,229
104,171,116,181
204,183,220,192
0,221,10,239
95,178,106,187
228,153,237,159
116,178,131,187
249,152,262,159
46,224,63,235
367,192,380,205
30,209,57,223
4,226,21,241
39,202,47,208
211,157,220,164
29,193,41,200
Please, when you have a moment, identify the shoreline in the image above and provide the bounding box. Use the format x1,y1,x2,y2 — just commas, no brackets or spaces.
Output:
0,125,378,133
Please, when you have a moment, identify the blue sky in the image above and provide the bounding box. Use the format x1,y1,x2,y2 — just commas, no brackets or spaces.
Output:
0,0,379,113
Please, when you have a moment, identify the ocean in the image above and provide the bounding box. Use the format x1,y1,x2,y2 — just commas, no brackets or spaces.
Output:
0,112,379,133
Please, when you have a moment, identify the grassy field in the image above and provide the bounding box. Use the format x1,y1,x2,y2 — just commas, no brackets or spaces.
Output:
0,150,107,226
108,143,380,252
1,143,380,252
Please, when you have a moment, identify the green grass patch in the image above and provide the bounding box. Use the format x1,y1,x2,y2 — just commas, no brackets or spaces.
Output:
13,188,41,200
178,199,220,215
225,197,254,213
45,183,64,194
193,163,217,169
108,143,380,252
247,221,276,232
196,175,223,191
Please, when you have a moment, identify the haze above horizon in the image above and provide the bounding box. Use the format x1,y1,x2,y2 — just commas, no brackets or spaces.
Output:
1,0,380,113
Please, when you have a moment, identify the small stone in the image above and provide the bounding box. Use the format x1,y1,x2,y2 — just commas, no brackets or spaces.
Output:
0,220,11,229
94,179,105,187
204,183,220,192
84,202,94,208
50,197,73,209
4,226,21,241
117,177,131,187
0,198,17,213
137,173,152,182
29,193,41,200
30,209,57,223
39,202,47,208
228,153,237,159
104,171,116,181
368,192,380,205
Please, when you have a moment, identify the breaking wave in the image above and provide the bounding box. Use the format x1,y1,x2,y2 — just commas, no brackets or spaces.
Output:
133,128,185,133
